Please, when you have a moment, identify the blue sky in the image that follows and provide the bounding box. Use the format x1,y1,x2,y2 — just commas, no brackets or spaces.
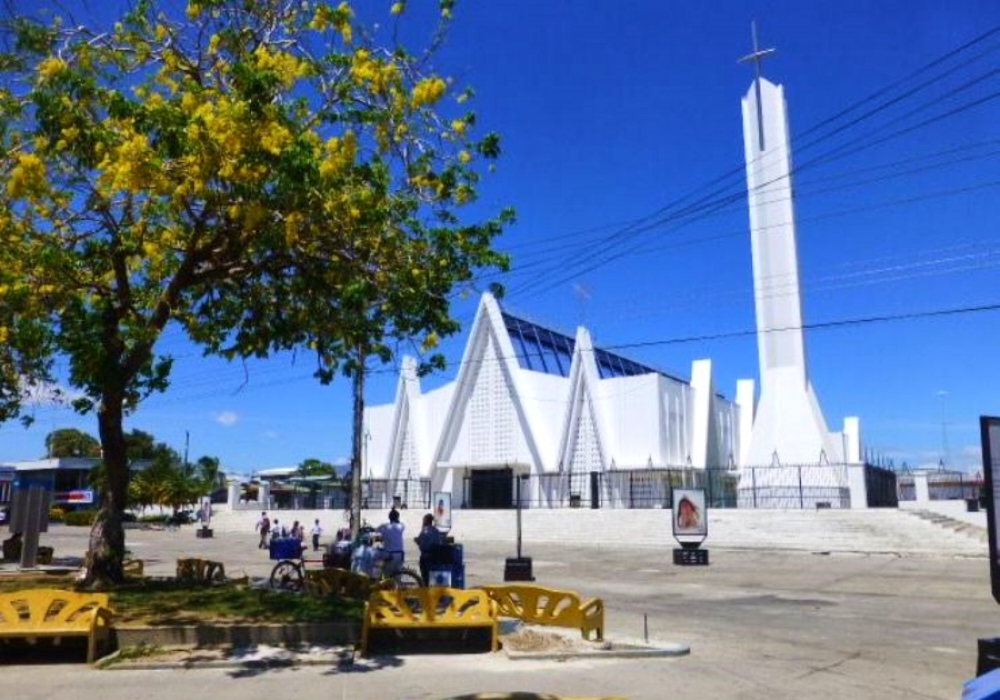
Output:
3,1,999,475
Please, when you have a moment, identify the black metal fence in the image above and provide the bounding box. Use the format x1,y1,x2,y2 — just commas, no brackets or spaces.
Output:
928,472,980,500
264,464,898,512
735,465,851,509
865,464,898,508
456,464,863,510
360,477,432,511
895,470,981,502
261,478,432,511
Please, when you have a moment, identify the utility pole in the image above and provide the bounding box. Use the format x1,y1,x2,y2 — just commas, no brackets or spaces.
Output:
350,345,366,540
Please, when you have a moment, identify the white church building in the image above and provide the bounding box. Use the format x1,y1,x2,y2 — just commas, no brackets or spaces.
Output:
363,292,744,510
361,50,884,511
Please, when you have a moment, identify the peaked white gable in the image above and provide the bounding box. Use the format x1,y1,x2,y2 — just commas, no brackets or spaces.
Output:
556,327,609,473
430,294,543,473
385,356,423,480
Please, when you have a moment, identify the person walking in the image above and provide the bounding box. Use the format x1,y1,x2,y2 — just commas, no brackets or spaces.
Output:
255,511,271,549
414,513,442,586
311,519,323,552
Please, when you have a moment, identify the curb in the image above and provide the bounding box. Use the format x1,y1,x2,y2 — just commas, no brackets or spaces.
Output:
504,640,690,661
114,621,359,648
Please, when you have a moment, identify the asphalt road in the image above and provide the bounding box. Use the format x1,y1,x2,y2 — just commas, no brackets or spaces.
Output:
1,524,996,699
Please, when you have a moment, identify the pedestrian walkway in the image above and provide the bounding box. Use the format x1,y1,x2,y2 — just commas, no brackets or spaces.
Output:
211,506,988,558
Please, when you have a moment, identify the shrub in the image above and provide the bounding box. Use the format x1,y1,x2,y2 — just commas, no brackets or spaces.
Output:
48,506,66,522
64,510,98,526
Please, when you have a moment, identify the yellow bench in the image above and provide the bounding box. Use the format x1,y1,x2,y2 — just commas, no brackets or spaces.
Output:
122,559,144,577
176,558,225,583
361,586,499,656
0,538,53,565
479,584,604,641
0,589,113,664
304,568,388,600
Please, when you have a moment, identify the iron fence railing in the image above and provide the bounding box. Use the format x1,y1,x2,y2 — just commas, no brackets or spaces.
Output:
456,464,861,510
895,471,981,502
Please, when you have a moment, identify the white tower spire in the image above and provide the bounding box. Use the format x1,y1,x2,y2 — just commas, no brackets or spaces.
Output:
739,26,844,466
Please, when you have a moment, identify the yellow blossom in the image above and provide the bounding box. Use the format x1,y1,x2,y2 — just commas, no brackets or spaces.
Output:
451,119,467,136
411,77,446,108
458,150,471,164
7,153,47,199
37,56,67,83
391,2,404,14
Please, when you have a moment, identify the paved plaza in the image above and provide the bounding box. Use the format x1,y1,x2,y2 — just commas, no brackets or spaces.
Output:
0,518,996,699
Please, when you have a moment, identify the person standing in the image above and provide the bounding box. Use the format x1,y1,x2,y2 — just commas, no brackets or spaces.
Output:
377,508,406,575
311,519,323,552
255,511,271,549
414,513,442,586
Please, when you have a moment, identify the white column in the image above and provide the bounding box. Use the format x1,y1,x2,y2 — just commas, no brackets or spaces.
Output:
689,359,714,468
736,379,755,467
847,465,868,509
226,481,240,512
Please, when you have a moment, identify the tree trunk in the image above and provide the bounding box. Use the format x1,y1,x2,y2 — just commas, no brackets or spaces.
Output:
84,391,129,587
350,347,365,540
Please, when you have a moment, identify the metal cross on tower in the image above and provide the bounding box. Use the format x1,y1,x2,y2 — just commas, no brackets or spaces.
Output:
738,21,776,151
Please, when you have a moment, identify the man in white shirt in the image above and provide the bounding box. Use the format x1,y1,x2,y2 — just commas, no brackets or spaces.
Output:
377,508,406,575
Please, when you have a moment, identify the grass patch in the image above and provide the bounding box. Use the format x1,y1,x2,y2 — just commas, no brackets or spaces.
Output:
0,572,78,593
110,579,364,626
0,575,363,626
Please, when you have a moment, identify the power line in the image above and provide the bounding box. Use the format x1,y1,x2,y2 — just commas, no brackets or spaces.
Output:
503,30,1000,299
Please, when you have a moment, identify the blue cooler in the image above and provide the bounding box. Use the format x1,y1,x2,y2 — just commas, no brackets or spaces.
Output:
269,538,302,560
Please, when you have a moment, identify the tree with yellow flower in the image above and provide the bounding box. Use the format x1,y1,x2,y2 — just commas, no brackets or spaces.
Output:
0,0,510,586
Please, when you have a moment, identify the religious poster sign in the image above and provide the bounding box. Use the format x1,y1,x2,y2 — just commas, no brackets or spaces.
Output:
433,491,452,531
198,495,212,527
672,488,707,539
980,416,1000,604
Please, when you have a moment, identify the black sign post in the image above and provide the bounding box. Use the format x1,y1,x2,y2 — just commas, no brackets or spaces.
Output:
504,474,534,581
981,417,1000,604
976,417,1000,675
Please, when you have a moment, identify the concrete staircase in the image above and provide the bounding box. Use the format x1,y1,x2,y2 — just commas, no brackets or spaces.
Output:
904,508,988,544
212,506,988,558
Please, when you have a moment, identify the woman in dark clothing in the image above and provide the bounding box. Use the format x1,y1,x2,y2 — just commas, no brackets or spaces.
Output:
413,513,442,586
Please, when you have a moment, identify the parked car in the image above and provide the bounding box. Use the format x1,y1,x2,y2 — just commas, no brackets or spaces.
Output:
0,506,9,525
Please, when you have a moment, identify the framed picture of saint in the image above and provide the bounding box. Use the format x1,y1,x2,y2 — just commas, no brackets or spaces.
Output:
672,488,707,538
432,491,452,531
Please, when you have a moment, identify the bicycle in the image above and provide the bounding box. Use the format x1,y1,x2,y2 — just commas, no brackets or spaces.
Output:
269,539,422,593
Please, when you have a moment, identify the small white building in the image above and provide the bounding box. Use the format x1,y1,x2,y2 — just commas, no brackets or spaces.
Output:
363,293,746,510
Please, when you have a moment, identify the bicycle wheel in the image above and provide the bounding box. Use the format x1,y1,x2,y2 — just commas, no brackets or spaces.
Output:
391,567,423,590
269,560,304,592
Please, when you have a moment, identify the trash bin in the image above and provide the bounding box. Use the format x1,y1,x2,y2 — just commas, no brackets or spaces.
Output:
968,498,981,513
428,543,456,587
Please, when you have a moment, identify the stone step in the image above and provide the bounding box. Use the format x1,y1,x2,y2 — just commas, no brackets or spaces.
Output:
211,506,987,557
